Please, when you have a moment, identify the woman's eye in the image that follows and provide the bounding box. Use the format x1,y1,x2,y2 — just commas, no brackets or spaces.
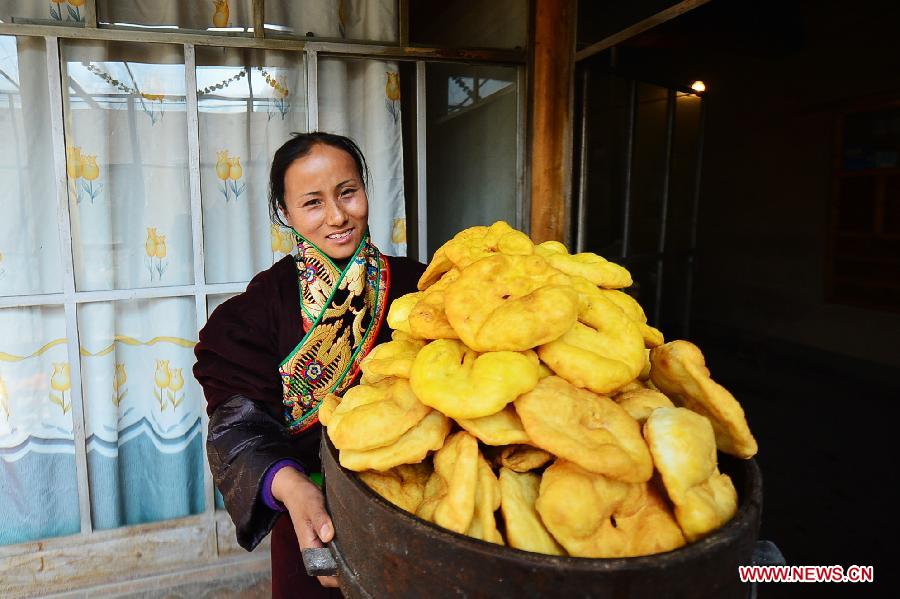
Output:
341,188,356,197
303,198,322,208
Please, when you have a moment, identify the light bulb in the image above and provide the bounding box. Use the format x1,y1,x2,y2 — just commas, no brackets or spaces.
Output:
690,80,706,93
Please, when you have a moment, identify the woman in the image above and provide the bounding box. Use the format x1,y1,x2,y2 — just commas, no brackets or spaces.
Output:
194,132,425,597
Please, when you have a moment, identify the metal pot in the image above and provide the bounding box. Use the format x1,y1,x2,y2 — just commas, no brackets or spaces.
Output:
312,435,765,598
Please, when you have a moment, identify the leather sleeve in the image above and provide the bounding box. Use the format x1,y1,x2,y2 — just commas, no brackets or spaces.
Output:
206,394,311,551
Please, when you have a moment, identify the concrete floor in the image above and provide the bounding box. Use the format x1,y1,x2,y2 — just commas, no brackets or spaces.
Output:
142,571,270,599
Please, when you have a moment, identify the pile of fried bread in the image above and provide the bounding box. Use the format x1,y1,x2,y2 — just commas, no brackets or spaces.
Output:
320,221,758,558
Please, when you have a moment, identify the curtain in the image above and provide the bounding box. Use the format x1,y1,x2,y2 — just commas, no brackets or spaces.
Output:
1,36,80,545
1,1,405,546
97,0,254,31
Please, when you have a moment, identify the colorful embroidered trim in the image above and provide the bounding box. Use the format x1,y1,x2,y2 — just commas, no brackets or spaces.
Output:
278,231,389,435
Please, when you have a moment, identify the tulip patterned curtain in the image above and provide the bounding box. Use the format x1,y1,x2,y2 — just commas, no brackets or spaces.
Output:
0,0,404,546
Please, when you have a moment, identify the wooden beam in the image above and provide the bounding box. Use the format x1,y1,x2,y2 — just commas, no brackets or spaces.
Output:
529,0,576,244
575,0,714,63
0,23,525,63
252,0,265,38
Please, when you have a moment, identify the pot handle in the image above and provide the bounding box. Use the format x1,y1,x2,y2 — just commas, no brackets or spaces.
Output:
748,540,785,599
752,540,785,566
301,545,338,577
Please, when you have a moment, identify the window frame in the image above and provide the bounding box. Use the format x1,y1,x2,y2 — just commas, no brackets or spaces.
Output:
0,1,528,593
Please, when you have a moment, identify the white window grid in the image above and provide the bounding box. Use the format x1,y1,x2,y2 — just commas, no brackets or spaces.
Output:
0,9,527,575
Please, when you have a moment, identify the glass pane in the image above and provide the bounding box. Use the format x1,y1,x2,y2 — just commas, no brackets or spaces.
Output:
207,292,237,318
78,296,204,530
629,83,669,256
98,0,254,34
659,256,690,339
410,0,526,49
0,306,80,545
61,40,193,292
318,57,407,257
265,0,397,43
197,47,306,284
843,107,900,170
580,72,632,259
0,36,63,296
666,92,702,253
625,257,660,331
425,63,518,256
0,1,86,26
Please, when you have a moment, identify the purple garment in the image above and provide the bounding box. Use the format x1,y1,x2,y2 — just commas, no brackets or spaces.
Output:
262,459,305,511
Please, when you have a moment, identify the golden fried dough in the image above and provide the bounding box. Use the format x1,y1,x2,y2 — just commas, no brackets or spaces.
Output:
386,292,423,337
536,460,685,558
391,330,419,343
499,468,566,555
498,445,553,472
639,348,652,380
444,254,579,352
615,379,648,395
318,392,340,427
338,409,451,472
615,388,675,424
521,348,553,379
415,431,479,534
360,338,425,384
644,407,738,542
408,287,459,340
535,241,632,289
410,339,540,419
566,276,662,349
650,341,757,458
415,472,444,522
326,378,431,451
444,221,534,270
598,289,664,348
417,245,456,291
418,227,488,290
358,463,432,513
467,453,504,544
515,376,653,483
417,222,533,290
456,405,532,446
538,318,645,395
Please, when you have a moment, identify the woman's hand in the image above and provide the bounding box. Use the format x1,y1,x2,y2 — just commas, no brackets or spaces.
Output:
271,466,338,588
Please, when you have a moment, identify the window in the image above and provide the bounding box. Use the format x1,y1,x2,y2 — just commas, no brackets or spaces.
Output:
0,4,525,592
827,103,900,311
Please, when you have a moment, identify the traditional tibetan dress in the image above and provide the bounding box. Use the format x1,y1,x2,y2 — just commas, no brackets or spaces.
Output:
194,231,425,598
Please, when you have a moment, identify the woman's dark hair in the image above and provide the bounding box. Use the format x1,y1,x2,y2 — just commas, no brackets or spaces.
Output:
269,131,370,226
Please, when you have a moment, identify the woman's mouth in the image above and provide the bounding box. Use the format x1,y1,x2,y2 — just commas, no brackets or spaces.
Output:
326,228,354,243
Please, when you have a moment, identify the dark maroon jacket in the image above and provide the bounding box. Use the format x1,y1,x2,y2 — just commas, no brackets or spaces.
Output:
194,253,425,598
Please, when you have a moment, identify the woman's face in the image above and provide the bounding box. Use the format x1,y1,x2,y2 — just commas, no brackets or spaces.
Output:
282,143,369,260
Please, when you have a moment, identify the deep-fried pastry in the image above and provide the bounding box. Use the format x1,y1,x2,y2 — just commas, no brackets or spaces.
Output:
499,468,566,555
615,388,674,424
650,340,757,458
339,409,451,472
444,254,578,352
644,407,738,541
515,376,653,483
358,463,432,513
410,339,539,419
536,460,685,557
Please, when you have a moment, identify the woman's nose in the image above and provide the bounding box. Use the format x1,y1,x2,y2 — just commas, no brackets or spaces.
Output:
324,198,348,226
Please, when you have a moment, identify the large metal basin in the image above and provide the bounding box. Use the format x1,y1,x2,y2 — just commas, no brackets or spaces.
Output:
321,435,762,598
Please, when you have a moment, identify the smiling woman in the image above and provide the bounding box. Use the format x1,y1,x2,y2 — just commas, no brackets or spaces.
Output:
194,132,426,598
272,134,371,261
